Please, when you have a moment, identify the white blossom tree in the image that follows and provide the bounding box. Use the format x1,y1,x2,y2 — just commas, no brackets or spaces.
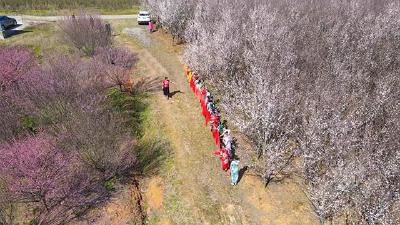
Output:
145,0,400,223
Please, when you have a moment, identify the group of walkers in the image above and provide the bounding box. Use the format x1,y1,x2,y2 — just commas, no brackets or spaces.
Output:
183,66,240,186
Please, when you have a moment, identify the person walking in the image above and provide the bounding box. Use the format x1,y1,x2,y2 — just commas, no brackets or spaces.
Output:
184,65,191,78
148,20,154,33
195,79,204,100
187,69,193,83
162,77,170,99
214,148,230,171
204,98,214,126
230,160,240,185
210,112,219,127
211,122,221,147
200,87,208,119
190,73,197,93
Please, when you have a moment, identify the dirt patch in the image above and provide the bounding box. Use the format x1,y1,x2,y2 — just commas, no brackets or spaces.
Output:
123,27,152,47
157,218,172,225
145,176,165,210
75,180,145,225
104,200,132,224
240,176,319,225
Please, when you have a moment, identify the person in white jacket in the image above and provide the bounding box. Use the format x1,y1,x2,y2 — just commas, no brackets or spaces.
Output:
222,129,233,158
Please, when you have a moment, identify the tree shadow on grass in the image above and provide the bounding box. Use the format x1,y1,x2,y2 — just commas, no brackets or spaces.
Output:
136,138,170,176
107,88,149,137
131,76,163,95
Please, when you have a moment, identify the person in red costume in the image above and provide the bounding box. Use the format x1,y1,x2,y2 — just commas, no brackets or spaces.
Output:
162,77,170,99
200,87,208,119
210,112,219,127
200,87,207,105
190,73,198,93
211,122,220,147
214,147,230,171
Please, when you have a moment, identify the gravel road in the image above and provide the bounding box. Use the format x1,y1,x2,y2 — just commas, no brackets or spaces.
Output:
5,15,137,32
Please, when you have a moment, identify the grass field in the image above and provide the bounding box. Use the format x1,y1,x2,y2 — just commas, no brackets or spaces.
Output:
0,23,71,59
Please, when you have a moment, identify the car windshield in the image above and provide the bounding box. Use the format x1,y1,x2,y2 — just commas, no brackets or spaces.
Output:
139,14,149,17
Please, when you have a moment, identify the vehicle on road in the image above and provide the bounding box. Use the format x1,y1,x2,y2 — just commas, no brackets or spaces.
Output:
137,11,150,25
0,16,17,31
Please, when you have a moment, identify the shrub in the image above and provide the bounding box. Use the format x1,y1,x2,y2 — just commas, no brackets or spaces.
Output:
59,13,112,56
0,46,36,87
0,49,140,223
95,47,138,91
21,116,38,133
0,135,100,224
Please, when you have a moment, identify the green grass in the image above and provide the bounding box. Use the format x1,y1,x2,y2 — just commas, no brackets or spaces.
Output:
97,7,140,15
0,6,140,16
107,88,149,137
0,23,71,57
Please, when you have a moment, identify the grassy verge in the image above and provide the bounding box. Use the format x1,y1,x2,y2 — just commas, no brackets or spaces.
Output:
0,6,140,16
0,23,71,58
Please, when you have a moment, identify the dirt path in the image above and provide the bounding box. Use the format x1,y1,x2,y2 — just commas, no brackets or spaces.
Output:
118,25,321,225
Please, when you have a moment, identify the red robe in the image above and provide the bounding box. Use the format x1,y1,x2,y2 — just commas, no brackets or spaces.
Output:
210,114,219,127
211,124,220,147
205,110,211,126
214,148,230,171
200,89,207,106
201,102,208,119
195,85,200,98
190,78,196,93
196,88,201,100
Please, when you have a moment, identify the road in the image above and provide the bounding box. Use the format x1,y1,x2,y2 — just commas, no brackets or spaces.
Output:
5,15,137,33
8,15,137,22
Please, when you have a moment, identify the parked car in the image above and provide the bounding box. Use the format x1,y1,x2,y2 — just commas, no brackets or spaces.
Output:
137,11,151,25
0,16,17,31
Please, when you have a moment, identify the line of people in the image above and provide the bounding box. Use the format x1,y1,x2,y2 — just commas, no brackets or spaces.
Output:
184,66,240,186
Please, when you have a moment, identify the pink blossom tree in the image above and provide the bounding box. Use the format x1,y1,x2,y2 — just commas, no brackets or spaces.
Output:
0,35,142,224
0,135,70,208
0,135,113,224
95,47,138,91
59,13,112,56
0,46,36,87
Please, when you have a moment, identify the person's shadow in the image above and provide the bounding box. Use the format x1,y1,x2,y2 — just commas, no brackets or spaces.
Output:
169,90,183,98
237,166,248,184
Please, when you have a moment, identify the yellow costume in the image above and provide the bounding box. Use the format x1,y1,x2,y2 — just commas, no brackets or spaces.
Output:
184,65,190,76
187,71,193,83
